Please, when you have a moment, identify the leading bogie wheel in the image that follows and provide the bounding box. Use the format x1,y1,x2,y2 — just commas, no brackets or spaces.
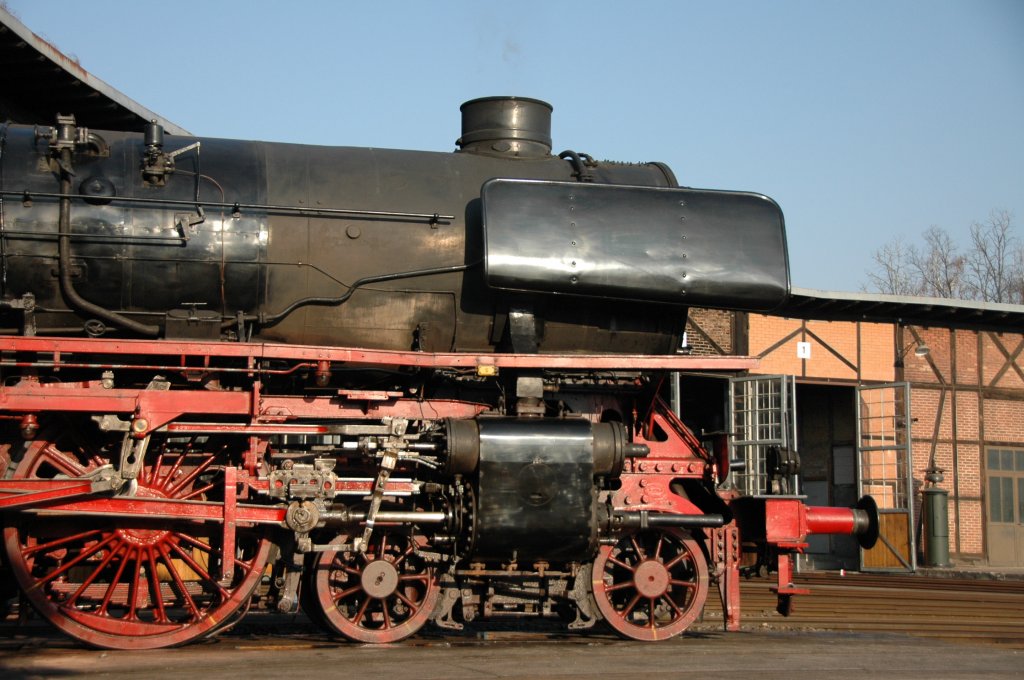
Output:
310,532,440,643
591,528,709,641
2,430,272,650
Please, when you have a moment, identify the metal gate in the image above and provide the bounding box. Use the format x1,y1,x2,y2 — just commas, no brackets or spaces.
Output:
856,382,916,572
729,375,798,496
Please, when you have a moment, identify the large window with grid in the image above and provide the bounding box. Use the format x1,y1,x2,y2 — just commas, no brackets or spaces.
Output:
857,385,911,510
988,448,1024,525
987,447,1024,566
856,382,914,571
729,375,797,496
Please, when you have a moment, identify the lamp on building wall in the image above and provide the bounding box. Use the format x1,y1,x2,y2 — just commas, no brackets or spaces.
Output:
894,341,930,368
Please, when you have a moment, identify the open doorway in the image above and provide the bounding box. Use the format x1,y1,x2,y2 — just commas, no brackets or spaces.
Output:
795,383,859,571
674,374,729,437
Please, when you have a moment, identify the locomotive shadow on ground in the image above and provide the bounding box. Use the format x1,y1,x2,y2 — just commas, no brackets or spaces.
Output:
0,609,722,654
7,628,1024,680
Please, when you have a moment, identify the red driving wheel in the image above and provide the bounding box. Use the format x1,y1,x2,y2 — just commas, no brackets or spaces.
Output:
591,528,709,641
2,432,271,649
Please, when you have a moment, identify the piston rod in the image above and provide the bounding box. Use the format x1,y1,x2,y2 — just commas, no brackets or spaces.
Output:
614,511,726,529
320,510,448,524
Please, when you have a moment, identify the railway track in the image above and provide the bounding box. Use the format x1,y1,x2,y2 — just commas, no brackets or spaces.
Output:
699,572,1024,646
3,570,1023,647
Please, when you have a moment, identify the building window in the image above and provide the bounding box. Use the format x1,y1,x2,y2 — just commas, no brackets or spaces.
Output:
987,448,1024,525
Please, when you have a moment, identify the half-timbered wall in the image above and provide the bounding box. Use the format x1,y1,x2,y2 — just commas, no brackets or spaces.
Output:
683,310,1024,566
747,317,896,384
900,326,1024,562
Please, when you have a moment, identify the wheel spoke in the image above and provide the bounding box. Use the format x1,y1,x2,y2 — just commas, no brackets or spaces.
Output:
607,555,636,572
669,578,697,590
21,529,104,557
146,548,168,623
33,533,118,586
629,535,645,560
664,550,692,570
99,543,133,615
157,543,201,620
664,594,684,617
164,454,217,497
175,533,213,554
167,541,229,600
392,544,416,567
146,452,165,486
180,482,216,501
66,540,123,607
622,592,642,617
232,546,259,574
158,451,188,492
126,548,144,621
39,443,88,477
397,573,430,584
333,584,363,601
604,580,636,593
350,597,371,625
393,589,419,612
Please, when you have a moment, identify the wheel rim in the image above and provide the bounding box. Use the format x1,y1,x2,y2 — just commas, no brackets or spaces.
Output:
2,433,272,649
591,529,708,641
312,532,439,643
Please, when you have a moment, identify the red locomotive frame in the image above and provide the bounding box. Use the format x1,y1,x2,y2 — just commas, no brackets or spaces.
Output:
0,335,873,648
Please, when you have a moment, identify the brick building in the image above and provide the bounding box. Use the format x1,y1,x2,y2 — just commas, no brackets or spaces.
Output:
682,304,1024,571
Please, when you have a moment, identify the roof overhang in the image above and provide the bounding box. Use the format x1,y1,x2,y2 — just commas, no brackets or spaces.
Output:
775,287,1024,333
0,7,189,135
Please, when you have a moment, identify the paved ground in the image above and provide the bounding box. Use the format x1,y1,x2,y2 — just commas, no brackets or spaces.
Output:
0,627,1020,680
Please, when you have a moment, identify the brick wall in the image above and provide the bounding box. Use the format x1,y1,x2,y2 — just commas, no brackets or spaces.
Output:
903,326,1024,562
685,308,735,355
747,315,895,383
984,398,1024,443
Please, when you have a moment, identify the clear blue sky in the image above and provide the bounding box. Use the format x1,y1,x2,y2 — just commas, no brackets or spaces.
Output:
5,1,1022,293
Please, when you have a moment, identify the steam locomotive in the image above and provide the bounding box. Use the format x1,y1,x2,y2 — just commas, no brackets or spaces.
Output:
0,97,876,648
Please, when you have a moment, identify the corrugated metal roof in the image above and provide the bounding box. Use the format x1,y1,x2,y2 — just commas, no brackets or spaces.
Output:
0,7,189,135
776,287,1024,332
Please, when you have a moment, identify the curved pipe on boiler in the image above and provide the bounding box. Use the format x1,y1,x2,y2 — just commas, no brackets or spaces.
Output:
57,148,159,337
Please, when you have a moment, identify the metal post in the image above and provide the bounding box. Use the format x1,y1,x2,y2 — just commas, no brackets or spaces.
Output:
921,466,951,567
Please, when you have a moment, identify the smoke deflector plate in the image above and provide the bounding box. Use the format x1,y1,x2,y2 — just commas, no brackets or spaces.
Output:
482,179,791,311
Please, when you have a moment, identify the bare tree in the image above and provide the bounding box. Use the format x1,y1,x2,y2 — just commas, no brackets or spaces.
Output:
864,211,1022,303
963,210,1022,303
909,226,966,298
1013,246,1024,304
866,237,919,296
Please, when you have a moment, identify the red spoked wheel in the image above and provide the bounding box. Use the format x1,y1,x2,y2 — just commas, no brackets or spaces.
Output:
311,532,440,643
2,433,272,649
591,529,709,641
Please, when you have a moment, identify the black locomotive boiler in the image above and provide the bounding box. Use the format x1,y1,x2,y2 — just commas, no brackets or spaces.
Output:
0,97,875,648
